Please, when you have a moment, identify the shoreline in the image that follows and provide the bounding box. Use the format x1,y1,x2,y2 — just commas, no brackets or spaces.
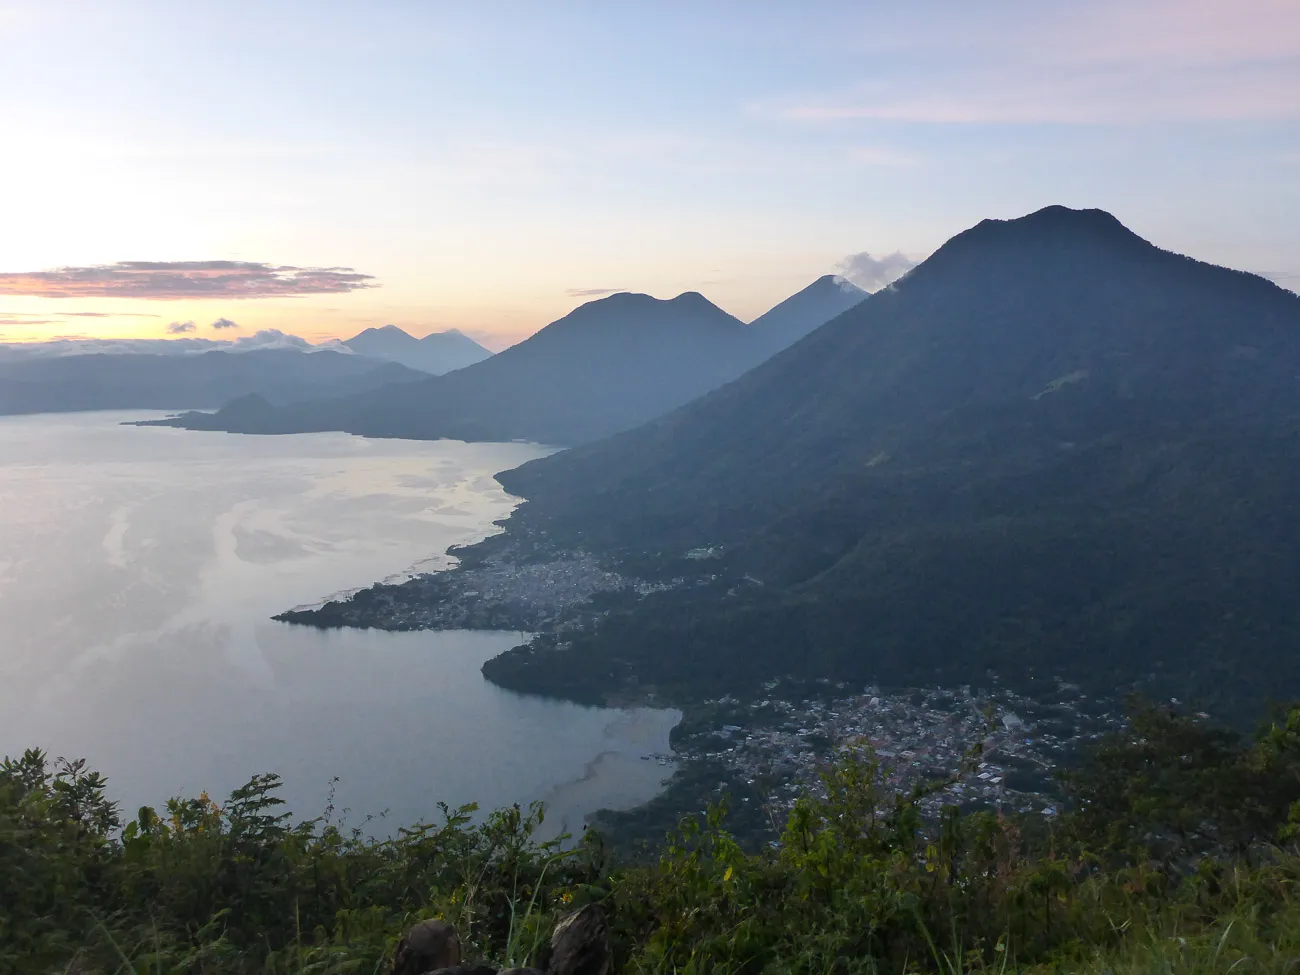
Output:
532,706,683,844
259,487,1127,851
269,526,699,675
265,513,696,836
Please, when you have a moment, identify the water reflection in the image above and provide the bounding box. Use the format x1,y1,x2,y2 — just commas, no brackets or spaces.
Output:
0,412,677,835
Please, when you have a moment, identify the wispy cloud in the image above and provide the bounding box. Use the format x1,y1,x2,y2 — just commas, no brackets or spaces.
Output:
210,317,239,330
834,251,917,292
231,328,312,350
0,318,58,326
0,310,161,320
65,311,162,318
166,320,197,334
228,328,352,353
756,0,1300,126
565,287,628,297
765,73,1300,126
0,261,378,300
848,146,920,167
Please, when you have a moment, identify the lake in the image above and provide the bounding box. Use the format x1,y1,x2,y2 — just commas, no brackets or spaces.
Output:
0,411,678,838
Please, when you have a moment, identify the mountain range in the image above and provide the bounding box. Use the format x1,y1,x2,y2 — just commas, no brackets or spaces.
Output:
746,273,868,355
342,325,492,374
478,206,1300,719
0,348,427,416
154,276,867,445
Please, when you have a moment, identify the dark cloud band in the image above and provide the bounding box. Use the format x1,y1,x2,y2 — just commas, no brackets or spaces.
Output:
565,287,628,297
0,261,378,299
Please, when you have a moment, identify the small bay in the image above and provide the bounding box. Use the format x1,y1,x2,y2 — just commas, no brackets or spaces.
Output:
0,411,678,833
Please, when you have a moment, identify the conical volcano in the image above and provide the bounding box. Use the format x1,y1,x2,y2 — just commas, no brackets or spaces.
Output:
486,207,1300,718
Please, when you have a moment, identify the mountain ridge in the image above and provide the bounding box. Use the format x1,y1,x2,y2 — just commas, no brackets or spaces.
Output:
478,206,1300,718
342,324,492,374
156,280,864,445
0,348,427,416
747,274,868,353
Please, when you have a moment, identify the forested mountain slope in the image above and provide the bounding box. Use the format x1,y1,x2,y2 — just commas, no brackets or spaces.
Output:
485,207,1300,716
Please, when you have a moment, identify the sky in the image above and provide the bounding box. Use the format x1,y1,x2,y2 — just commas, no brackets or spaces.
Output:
1,0,1297,350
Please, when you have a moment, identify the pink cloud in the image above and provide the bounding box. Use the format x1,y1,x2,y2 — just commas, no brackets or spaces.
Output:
1055,0,1300,67
0,261,378,300
0,311,154,326
759,0,1300,126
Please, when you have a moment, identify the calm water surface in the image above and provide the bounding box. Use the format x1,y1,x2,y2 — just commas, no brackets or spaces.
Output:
0,412,678,836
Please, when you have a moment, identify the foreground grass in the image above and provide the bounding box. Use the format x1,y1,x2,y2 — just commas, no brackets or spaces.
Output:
1045,909,1300,975
7,702,1300,974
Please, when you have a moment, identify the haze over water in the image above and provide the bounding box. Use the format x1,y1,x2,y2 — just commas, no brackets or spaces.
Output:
0,412,678,835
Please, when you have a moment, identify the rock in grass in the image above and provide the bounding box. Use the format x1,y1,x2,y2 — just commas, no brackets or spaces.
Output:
393,918,461,974
548,905,610,975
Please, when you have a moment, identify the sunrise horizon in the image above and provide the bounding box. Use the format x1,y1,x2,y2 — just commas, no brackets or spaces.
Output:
4,1,1298,352
3,0,1298,350
10,5,1300,972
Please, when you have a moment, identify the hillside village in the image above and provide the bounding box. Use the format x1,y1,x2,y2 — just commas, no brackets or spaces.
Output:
669,678,1131,822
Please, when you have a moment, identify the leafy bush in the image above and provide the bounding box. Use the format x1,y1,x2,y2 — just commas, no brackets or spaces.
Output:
6,702,1300,973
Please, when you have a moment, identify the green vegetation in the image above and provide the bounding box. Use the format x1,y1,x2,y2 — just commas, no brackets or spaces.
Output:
483,208,1300,719
10,701,1300,973
486,428,1300,723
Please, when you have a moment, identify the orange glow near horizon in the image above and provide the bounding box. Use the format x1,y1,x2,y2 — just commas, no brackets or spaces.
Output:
0,262,820,350
2,1,1296,353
